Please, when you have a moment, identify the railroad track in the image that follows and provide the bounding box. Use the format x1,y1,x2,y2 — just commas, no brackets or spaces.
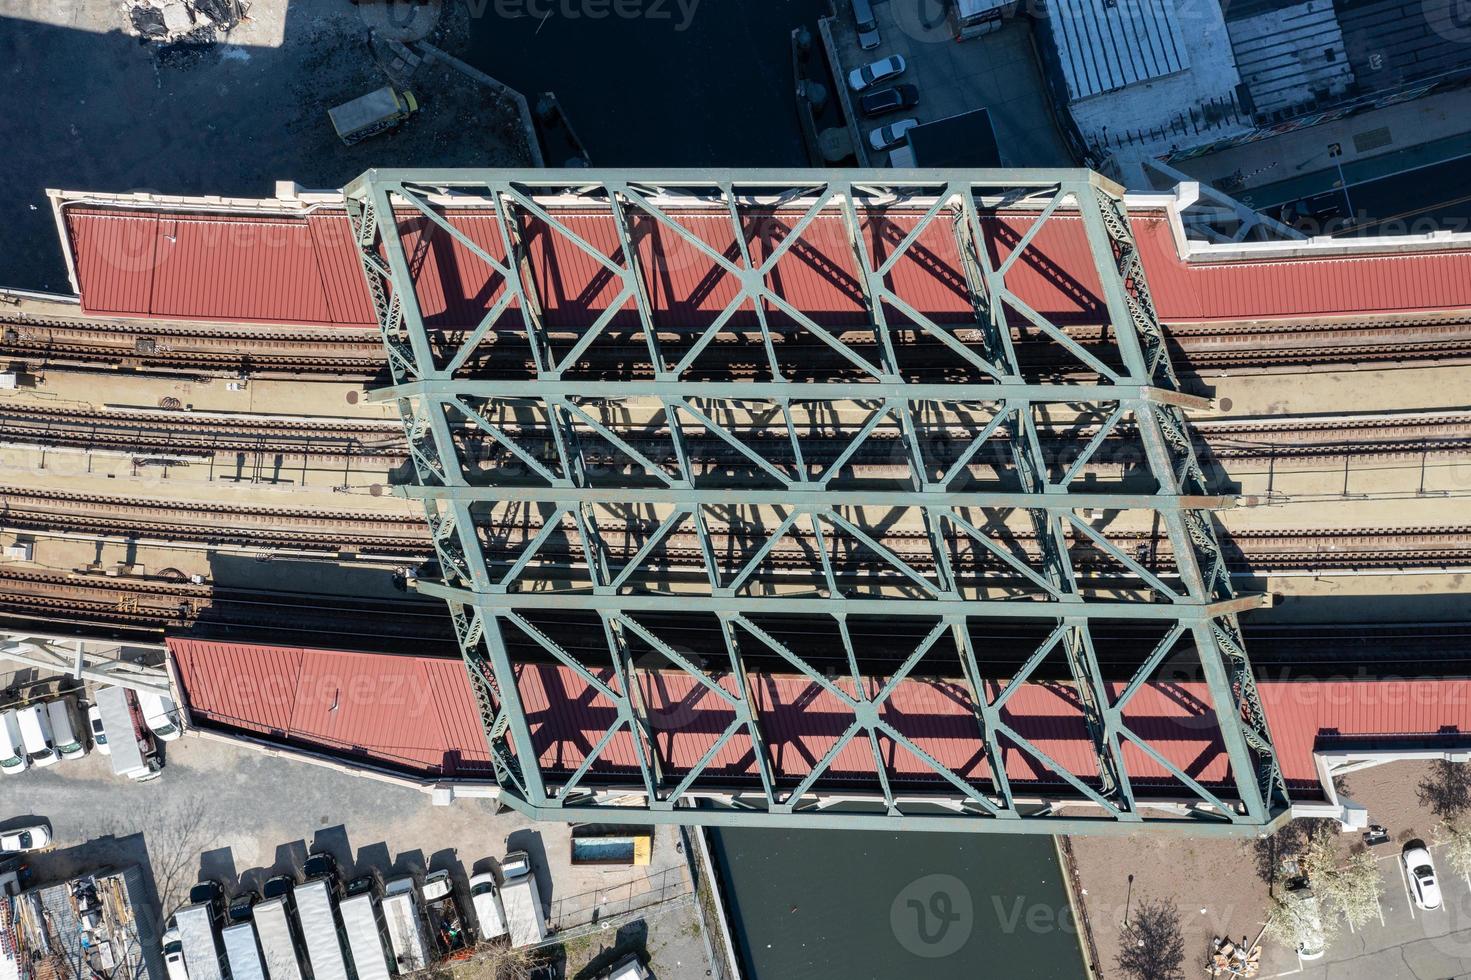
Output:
0,565,452,642
5,309,1471,377
8,480,1462,575
2,403,1467,468
0,404,404,461
0,485,426,556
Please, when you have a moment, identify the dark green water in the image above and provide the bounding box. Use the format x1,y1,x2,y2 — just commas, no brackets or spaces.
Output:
708,829,1088,980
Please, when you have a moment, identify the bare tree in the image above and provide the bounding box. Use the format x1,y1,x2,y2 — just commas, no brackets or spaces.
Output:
1417,760,1471,821
147,796,227,916
1115,897,1186,980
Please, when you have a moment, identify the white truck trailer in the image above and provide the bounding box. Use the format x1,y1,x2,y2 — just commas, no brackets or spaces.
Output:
94,686,160,781
175,903,229,980
294,880,350,980
497,853,547,949
338,894,391,980
222,922,267,980
253,886,308,980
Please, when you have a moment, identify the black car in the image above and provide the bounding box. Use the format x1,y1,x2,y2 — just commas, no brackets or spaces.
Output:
859,84,920,118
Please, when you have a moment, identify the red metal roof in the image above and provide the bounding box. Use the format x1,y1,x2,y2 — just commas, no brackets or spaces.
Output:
62,207,376,327
62,201,1471,328
166,639,1471,798
167,638,494,778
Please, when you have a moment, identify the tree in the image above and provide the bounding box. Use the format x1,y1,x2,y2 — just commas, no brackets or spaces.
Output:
1442,822,1471,881
1299,823,1383,931
1418,760,1471,820
1115,897,1186,980
1261,892,1335,953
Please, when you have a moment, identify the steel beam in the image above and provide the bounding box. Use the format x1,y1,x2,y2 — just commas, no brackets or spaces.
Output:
349,168,1286,834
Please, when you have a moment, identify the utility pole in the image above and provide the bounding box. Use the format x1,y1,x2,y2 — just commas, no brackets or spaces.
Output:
1328,143,1355,224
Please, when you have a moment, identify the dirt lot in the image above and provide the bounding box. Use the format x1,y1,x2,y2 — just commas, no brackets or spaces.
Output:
1067,760,1471,977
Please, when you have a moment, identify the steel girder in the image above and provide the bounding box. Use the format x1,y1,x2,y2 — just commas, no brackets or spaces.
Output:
346,168,1288,836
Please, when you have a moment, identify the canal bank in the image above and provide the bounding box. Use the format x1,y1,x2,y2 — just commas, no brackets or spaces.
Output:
706,828,1089,979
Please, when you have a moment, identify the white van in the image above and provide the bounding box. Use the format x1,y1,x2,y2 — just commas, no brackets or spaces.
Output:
138,691,184,741
16,704,58,768
47,699,86,761
0,709,27,774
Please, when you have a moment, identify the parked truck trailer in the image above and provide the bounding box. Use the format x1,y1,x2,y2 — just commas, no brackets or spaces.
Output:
294,879,350,980
175,902,229,980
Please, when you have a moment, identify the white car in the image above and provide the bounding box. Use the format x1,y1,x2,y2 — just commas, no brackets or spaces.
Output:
0,822,52,853
87,703,111,755
847,55,906,92
870,118,919,151
0,709,27,774
137,691,183,741
1404,844,1442,910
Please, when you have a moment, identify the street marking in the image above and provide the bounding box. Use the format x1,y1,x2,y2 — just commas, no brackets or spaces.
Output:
1401,860,1416,920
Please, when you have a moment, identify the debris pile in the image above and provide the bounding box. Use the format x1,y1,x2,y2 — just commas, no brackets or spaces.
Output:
1208,936,1261,977
126,0,250,43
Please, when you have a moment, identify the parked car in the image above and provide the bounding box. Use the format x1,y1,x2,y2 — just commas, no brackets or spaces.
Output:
859,84,919,118
852,0,880,49
0,709,27,775
0,822,52,853
137,691,183,741
847,55,906,92
161,922,191,980
1283,882,1325,960
1403,843,1442,911
869,118,920,151
87,703,110,755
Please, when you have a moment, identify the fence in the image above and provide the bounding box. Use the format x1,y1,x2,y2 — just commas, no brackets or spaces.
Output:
545,866,691,932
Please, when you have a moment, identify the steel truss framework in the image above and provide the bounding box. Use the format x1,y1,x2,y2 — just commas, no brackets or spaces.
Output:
346,168,1289,835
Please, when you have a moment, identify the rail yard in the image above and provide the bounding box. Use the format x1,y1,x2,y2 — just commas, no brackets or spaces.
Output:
0,167,1468,980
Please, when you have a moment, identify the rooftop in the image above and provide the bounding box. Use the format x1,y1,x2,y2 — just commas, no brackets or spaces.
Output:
52,185,1471,328
166,638,1471,805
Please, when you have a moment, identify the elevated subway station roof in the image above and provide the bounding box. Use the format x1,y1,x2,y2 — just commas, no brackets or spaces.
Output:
166,637,1471,802
51,186,1471,328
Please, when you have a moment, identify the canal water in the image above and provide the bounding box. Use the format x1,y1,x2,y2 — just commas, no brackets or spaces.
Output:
462,0,828,166
707,828,1088,980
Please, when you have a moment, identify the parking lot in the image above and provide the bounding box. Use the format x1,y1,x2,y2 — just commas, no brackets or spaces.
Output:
1259,836,1471,979
0,674,715,980
824,0,1072,166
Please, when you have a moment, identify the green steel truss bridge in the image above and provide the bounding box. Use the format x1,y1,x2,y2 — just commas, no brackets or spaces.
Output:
346,168,1288,836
